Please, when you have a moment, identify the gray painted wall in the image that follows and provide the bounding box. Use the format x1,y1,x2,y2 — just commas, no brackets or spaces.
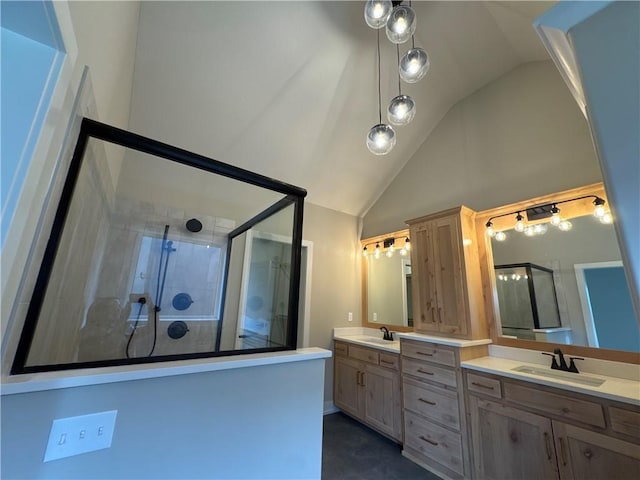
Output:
1,359,326,479
362,61,602,237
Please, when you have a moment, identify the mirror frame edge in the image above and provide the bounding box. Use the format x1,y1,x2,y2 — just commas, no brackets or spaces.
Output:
361,228,414,333
476,182,640,365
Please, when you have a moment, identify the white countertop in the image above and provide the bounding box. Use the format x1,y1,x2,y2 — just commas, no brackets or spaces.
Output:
1,348,332,396
397,332,493,348
333,327,400,352
462,355,640,406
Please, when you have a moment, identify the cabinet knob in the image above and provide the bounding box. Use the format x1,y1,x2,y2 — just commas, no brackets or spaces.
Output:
583,448,593,460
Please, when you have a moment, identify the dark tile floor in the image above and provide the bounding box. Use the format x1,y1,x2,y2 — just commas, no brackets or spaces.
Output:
322,412,441,480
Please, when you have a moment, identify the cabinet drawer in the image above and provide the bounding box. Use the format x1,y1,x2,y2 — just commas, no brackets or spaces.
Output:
379,352,399,370
404,410,464,475
402,357,457,388
403,378,460,430
334,341,348,357
609,406,640,440
503,382,605,429
402,340,456,367
349,345,379,364
466,372,502,399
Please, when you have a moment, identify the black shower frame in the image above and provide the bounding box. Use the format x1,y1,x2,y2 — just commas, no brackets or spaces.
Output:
494,262,562,330
11,118,307,374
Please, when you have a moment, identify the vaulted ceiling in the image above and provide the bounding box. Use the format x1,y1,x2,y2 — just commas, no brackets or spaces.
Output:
126,1,555,217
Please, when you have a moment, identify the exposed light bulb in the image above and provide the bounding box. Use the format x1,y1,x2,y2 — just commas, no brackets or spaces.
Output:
367,124,396,155
399,48,429,83
514,213,525,233
386,5,416,44
400,247,408,256
524,226,535,237
533,224,548,235
486,221,495,238
363,246,368,257
550,205,561,226
374,242,381,259
495,231,507,242
364,0,393,29
388,95,416,125
404,237,411,251
593,198,606,218
558,220,573,231
600,212,613,224
386,248,394,258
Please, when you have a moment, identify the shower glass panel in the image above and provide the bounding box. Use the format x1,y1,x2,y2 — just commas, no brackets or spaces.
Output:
495,263,561,340
12,119,305,373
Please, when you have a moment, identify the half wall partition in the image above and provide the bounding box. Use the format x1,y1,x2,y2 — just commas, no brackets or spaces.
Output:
11,118,306,374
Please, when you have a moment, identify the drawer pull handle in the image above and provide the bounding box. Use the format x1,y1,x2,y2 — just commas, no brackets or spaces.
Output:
559,437,568,466
417,351,434,357
543,432,552,460
380,359,395,366
471,382,495,390
419,435,439,446
583,448,593,460
561,407,570,414
418,398,436,406
417,368,434,375
361,372,366,387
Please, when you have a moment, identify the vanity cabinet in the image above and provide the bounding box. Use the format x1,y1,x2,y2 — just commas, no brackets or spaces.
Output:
406,206,486,339
400,338,489,479
333,341,402,441
465,370,640,480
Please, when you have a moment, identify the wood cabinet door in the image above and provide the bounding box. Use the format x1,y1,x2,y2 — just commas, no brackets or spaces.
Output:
553,421,640,480
334,356,363,418
410,224,438,333
432,215,467,336
363,364,402,441
469,396,559,480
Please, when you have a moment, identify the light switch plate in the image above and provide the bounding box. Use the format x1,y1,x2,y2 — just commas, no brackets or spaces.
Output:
44,410,117,462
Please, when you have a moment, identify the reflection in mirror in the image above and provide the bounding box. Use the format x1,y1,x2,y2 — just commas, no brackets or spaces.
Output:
491,214,638,352
361,231,413,330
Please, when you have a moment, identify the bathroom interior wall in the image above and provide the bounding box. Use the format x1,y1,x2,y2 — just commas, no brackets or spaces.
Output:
303,203,361,406
1,358,326,479
362,60,602,237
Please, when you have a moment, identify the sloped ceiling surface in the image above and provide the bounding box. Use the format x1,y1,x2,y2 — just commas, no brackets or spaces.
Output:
128,1,553,216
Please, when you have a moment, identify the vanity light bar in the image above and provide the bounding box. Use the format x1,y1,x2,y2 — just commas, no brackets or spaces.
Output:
485,195,610,238
362,236,410,258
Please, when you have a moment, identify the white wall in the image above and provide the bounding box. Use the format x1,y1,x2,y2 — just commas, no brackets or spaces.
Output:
303,203,361,407
1,358,326,479
362,60,602,237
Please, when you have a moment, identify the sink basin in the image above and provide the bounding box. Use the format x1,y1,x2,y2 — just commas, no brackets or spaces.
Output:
359,336,399,346
512,365,606,387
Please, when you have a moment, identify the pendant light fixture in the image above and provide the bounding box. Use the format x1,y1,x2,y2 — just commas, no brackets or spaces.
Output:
386,3,416,44
399,41,430,83
364,0,393,29
367,29,396,155
388,45,416,126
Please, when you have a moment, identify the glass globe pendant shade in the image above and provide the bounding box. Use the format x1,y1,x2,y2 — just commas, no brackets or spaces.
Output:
386,6,416,44
364,0,393,29
366,123,396,155
387,94,416,125
399,48,430,83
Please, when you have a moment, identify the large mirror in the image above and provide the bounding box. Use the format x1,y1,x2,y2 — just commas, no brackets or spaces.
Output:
479,183,639,359
361,229,413,331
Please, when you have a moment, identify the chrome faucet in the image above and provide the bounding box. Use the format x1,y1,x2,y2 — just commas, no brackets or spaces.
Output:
380,326,393,341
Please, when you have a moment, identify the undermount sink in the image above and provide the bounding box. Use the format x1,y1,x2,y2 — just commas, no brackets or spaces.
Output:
512,365,606,387
359,336,399,346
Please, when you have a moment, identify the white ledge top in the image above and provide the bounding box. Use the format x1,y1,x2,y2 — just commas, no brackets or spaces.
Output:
462,355,640,406
397,332,493,348
0,348,331,396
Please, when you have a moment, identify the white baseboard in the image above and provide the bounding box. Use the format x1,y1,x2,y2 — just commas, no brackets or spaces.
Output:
323,401,339,415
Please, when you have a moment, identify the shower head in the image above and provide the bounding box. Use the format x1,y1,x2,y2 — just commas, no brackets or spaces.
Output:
186,218,202,233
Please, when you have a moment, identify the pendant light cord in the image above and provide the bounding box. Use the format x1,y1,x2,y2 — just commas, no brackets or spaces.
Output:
377,28,382,124
396,44,402,95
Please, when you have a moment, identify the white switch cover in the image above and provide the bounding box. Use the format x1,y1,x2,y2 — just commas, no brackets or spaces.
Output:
44,410,117,462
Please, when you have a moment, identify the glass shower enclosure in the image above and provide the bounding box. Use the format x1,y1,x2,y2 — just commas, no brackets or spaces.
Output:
11,118,306,374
